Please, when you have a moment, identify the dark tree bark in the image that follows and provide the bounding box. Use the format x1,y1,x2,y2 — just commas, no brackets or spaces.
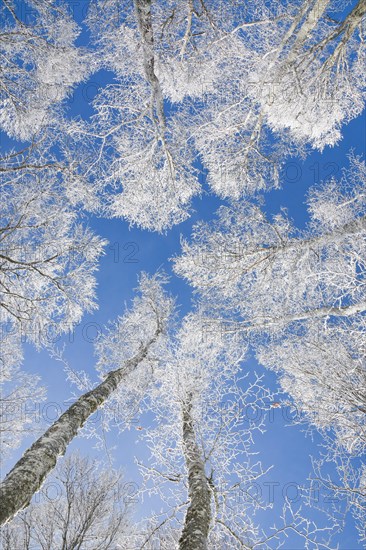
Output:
179,392,211,550
0,329,160,526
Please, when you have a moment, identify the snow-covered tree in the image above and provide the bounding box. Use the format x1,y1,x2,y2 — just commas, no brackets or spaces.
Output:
68,79,199,232
310,451,366,544
191,0,366,196
70,0,365,228
174,154,366,327
0,0,90,140
126,313,333,549
0,143,106,347
257,319,366,543
69,0,283,226
174,154,365,440
174,155,366,539
66,0,201,232
0,273,174,525
259,0,366,150
0,452,132,549
258,319,366,457
0,139,105,464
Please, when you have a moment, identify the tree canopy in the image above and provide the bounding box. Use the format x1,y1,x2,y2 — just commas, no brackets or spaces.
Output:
0,0,365,548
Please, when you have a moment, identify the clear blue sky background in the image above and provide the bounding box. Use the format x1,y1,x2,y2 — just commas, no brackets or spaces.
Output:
1,1,365,548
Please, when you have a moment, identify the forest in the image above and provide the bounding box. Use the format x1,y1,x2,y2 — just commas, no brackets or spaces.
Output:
0,0,365,548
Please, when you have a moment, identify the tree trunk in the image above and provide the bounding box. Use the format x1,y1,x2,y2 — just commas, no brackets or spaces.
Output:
248,300,366,330
238,212,366,265
285,0,330,64
0,330,160,526
179,393,211,550
134,0,165,128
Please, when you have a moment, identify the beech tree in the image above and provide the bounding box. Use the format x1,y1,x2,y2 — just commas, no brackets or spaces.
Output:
65,0,366,230
310,447,366,543
174,154,365,327
0,140,105,463
124,313,333,549
182,0,365,194
258,318,366,542
258,319,366,457
173,155,365,440
259,0,366,150
67,0,201,232
0,273,174,525
2,1,364,228
0,142,106,347
131,312,260,548
0,452,132,549
0,0,89,140
173,155,366,539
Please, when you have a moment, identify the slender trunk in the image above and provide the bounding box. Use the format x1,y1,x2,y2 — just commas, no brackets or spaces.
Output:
197,212,366,272
247,301,366,330
134,0,165,128
266,0,328,67
0,330,160,526
179,392,211,550
285,0,330,64
258,212,365,256
297,213,366,249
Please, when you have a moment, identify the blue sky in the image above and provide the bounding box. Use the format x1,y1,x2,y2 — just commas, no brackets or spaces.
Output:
1,1,365,547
